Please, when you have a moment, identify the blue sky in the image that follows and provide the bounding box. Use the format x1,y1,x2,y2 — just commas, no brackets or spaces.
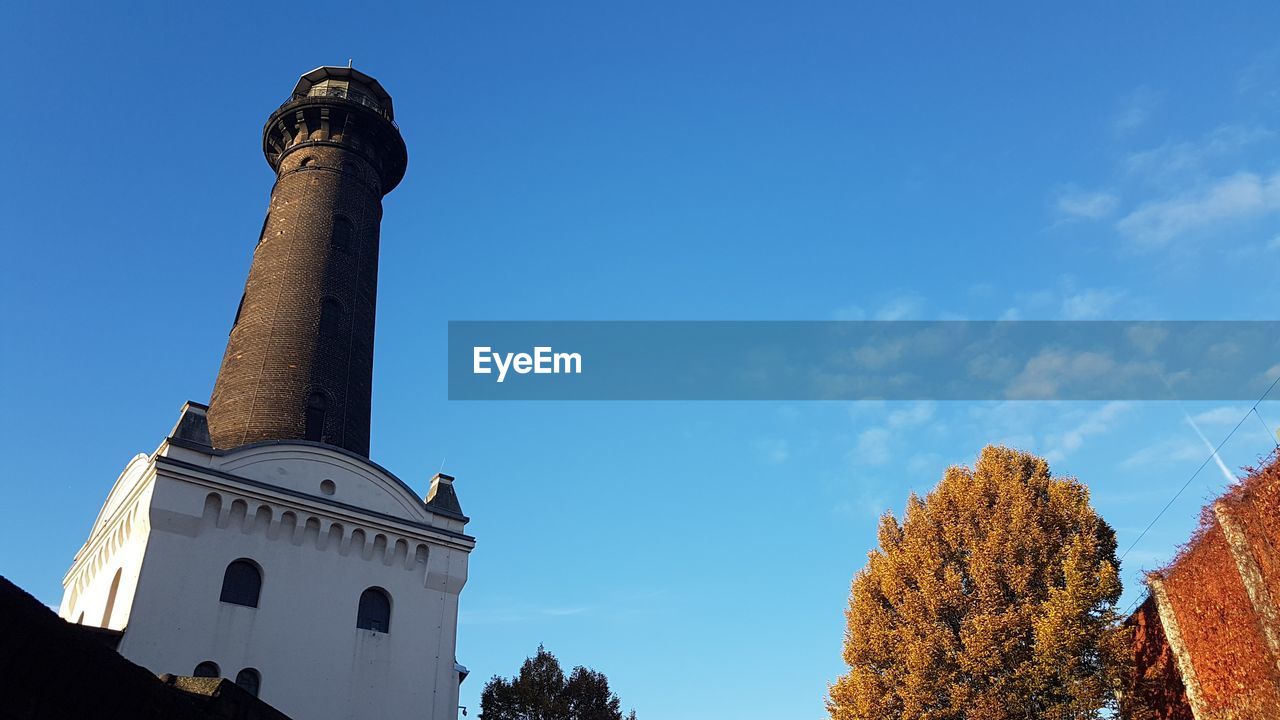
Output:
5,2,1280,718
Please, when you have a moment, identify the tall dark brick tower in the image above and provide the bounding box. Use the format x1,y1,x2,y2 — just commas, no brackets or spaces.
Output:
207,66,408,458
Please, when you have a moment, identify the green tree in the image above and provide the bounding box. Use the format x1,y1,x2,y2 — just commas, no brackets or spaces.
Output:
828,446,1128,720
480,645,637,720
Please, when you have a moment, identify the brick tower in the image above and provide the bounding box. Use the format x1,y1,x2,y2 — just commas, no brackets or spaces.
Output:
207,66,408,458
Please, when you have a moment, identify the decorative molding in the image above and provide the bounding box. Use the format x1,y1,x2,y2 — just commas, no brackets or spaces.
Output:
200,492,431,574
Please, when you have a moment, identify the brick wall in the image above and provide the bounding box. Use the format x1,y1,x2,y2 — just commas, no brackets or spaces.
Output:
206,94,405,458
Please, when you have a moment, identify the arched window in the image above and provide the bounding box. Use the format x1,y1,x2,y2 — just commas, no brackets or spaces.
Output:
319,297,342,335
102,569,122,626
219,559,262,608
235,668,261,697
332,215,354,254
304,391,328,442
356,587,391,633
193,661,220,678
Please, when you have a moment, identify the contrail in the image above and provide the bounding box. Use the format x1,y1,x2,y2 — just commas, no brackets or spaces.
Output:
1184,412,1237,484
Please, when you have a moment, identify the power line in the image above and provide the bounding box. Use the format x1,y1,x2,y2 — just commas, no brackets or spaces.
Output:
1115,371,1280,617
1120,372,1280,564
1254,407,1280,449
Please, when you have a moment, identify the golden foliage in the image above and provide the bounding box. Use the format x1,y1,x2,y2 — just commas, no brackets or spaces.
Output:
828,446,1127,720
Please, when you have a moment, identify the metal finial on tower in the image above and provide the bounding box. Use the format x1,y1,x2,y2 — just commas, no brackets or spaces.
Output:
348,58,353,68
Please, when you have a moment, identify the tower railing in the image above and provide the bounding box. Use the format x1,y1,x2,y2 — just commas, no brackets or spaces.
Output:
274,87,398,127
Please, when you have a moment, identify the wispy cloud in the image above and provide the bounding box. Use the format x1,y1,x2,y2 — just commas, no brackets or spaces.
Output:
848,402,937,467
1053,115,1280,259
1120,436,1206,469
1122,125,1273,183
1056,190,1120,220
1060,288,1125,320
460,604,592,625
756,437,790,464
541,607,589,617
1238,47,1280,105
854,427,893,465
996,277,1134,321
1190,405,1251,426
1004,350,1160,400
1113,87,1162,133
833,293,926,322
1116,172,1280,250
875,294,925,321
1043,401,1131,463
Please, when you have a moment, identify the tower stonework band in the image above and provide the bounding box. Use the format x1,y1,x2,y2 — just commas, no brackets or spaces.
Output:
56,67,472,720
208,67,409,458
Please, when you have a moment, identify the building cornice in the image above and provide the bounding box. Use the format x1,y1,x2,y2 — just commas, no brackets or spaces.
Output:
155,454,476,550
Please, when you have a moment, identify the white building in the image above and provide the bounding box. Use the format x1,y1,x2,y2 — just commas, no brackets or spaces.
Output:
56,66,475,720
57,404,474,720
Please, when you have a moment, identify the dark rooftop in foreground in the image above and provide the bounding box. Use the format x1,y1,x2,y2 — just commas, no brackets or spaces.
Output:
0,575,292,720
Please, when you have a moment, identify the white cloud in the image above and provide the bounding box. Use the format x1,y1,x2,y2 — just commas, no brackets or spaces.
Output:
1123,125,1273,182
756,438,790,464
1121,437,1206,469
1044,402,1131,463
835,294,927,322
1190,405,1250,426
1005,349,1163,401
888,401,936,428
1005,351,1118,400
875,294,924,321
541,607,589,617
1114,87,1162,133
1061,288,1125,320
906,452,943,475
854,427,892,465
460,604,592,625
1056,190,1120,220
994,278,1134,321
1116,172,1280,249
833,305,866,321
847,402,936,468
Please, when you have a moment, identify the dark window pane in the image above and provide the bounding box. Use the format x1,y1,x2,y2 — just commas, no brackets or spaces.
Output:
356,587,391,633
235,668,261,697
219,559,261,608
193,661,220,678
304,392,327,442
319,298,342,335
332,216,354,253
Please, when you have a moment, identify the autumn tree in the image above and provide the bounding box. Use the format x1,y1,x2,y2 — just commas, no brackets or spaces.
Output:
479,645,637,720
828,445,1128,720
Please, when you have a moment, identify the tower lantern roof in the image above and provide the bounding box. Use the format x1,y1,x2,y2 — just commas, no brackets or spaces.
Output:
290,65,396,121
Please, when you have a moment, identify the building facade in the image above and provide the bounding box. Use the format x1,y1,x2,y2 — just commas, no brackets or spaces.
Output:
57,67,474,720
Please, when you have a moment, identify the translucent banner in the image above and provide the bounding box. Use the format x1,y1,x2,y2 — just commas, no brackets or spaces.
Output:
447,321,1280,401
